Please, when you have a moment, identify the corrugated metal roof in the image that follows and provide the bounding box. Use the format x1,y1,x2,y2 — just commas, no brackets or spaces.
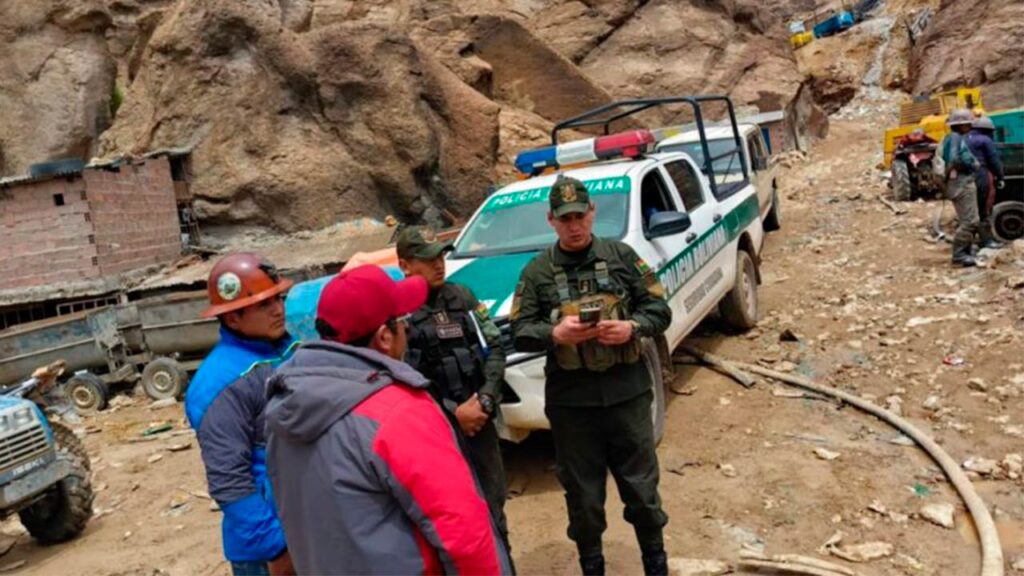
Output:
0,149,191,188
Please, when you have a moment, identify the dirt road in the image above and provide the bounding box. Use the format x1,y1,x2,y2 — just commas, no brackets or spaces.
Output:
3,117,1022,575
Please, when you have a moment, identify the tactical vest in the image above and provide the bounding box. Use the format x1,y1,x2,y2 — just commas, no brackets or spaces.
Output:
406,287,485,403
548,246,642,372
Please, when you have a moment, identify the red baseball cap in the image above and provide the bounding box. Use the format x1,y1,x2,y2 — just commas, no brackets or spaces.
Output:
317,265,428,343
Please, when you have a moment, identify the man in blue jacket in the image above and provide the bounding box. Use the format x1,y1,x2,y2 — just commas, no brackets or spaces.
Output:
186,253,299,576
967,115,1006,249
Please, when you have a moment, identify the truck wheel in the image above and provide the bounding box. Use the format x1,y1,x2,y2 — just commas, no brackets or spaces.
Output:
18,455,94,544
141,357,189,400
719,250,759,331
65,374,108,413
641,339,667,446
992,201,1024,242
50,421,91,472
763,187,782,231
891,159,912,201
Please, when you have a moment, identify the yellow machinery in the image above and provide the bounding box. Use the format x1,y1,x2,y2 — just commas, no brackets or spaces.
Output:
790,31,814,49
882,87,985,167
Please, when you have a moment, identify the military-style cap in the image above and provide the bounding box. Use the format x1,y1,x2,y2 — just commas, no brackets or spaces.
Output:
549,176,591,217
396,226,453,260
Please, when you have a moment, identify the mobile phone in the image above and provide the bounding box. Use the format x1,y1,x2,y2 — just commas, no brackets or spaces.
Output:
579,306,602,325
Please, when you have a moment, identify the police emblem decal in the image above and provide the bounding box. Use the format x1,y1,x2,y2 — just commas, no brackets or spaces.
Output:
561,182,577,203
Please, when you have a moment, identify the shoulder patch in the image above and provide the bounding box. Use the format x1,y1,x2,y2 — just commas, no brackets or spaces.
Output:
634,258,652,276
474,302,491,322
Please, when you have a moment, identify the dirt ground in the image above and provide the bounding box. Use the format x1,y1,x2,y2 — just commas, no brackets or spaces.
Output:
2,116,1022,576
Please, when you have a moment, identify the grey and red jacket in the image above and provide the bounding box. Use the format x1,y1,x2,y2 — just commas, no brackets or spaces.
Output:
265,341,512,575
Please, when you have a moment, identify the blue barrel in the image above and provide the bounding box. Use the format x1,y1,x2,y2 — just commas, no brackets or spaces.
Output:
284,266,405,342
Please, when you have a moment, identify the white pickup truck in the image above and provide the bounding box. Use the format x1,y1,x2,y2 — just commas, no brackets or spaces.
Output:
445,97,765,442
656,123,781,232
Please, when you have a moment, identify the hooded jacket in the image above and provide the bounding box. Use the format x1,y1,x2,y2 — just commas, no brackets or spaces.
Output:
265,341,511,575
185,328,299,562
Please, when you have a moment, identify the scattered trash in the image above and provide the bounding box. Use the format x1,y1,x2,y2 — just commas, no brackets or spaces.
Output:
920,503,955,528
142,423,174,437
942,355,965,367
814,448,841,461
148,398,178,410
910,483,932,497
962,457,998,476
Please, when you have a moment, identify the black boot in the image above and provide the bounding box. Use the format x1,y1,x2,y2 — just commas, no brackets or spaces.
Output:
641,549,668,576
579,554,605,576
951,241,977,267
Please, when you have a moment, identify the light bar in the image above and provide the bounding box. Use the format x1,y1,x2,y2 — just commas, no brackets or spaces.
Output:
594,129,654,159
513,128,656,175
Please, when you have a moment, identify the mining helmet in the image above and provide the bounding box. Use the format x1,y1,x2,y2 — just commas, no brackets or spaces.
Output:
946,108,975,127
972,116,995,131
201,252,293,318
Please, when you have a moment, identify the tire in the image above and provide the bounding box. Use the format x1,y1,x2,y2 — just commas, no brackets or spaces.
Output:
141,357,189,400
65,374,108,413
18,453,93,544
763,186,781,232
50,421,91,472
892,159,913,201
641,339,667,446
719,250,759,331
992,201,1024,242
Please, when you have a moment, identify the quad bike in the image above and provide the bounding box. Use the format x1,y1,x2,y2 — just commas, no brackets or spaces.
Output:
891,130,944,201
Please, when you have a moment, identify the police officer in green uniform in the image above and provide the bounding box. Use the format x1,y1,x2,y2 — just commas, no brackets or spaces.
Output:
397,226,512,549
510,176,671,576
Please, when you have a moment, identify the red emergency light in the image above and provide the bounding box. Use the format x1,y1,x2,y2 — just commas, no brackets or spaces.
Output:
594,129,655,160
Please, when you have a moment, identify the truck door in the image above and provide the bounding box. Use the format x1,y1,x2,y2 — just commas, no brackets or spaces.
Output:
659,159,722,344
747,131,773,220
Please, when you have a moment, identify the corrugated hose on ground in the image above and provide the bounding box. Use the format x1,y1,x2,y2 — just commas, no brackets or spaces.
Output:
679,346,1005,576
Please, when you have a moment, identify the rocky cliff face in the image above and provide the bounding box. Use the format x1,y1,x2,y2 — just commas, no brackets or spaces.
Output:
1,0,1017,234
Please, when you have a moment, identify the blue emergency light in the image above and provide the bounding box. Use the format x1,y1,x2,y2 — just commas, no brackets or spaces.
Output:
513,129,655,176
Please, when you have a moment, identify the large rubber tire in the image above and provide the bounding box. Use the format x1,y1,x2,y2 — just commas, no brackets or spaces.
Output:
18,454,93,544
65,374,108,413
719,250,759,331
763,186,781,232
992,201,1024,242
891,159,913,201
641,339,667,446
141,357,189,401
50,421,91,472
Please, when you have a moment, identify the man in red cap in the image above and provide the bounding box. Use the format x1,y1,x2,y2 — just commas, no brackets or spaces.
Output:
186,253,298,576
264,265,512,575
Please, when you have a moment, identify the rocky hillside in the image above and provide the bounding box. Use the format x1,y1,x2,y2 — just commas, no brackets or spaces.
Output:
1,0,1020,234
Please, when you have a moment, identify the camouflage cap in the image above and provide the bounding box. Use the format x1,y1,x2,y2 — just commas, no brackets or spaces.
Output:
396,226,453,260
549,176,591,217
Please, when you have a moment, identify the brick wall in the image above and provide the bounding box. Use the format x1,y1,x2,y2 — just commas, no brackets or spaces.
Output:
0,176,100,290
85,157,181,276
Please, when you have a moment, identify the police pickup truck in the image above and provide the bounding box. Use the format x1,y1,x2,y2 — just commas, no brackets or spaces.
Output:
446,97,764,442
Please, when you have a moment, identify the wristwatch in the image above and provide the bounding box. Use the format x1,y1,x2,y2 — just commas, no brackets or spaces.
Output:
479,393,496,415
629,320,642,338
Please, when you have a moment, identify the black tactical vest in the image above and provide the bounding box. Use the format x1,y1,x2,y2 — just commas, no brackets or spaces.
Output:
405,284,486,403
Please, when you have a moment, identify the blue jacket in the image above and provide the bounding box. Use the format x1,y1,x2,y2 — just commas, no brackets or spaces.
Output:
967,130,1005,181
185,328,299,562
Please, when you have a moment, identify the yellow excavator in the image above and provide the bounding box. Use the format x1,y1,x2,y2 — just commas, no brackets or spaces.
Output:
883,87,984,168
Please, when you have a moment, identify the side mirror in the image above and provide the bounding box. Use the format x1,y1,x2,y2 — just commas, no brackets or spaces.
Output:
647,211,692,239
752,156,767,171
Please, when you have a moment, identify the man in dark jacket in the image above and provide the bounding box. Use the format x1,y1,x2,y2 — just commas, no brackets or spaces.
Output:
396,226,511,547
967,115,1006,248
186,253,298,576
265,265,512,575
511,176,672,576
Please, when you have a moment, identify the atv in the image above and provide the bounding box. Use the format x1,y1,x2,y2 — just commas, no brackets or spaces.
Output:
891,130,944,201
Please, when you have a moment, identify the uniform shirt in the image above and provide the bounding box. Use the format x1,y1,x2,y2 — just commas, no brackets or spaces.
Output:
511,237,671,407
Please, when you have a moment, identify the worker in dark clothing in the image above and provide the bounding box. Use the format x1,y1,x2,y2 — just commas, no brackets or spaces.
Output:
967,116,1006,249
397,226,512,553
510,176,672,576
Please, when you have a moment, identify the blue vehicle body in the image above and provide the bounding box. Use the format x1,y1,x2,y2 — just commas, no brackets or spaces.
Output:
813,11,855,38
284,265,405,341
0,392,67,511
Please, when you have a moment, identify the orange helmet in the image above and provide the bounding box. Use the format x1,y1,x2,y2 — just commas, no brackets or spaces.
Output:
201,253,293,318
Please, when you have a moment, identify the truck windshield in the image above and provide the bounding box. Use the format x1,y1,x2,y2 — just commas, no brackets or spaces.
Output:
452,177,630,258
659,139,745,187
